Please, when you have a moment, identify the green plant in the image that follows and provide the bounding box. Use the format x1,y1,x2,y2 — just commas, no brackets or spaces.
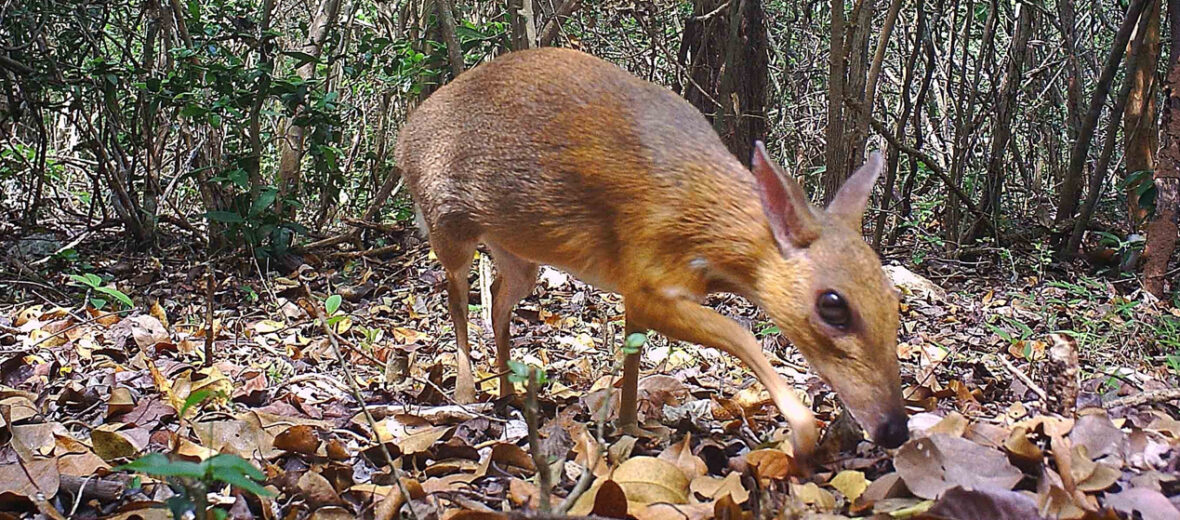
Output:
507,360,547,386
322,293,347,329
68,273,133,309
622,332,647,355
986,315,1035,354
118,453,271,520
755,322,781,338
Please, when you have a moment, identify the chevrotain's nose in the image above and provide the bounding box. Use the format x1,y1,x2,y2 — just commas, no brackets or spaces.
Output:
874,410,910,449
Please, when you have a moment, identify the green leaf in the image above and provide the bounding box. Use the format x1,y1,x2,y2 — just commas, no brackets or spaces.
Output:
207,454,266,481
180,389,212,417
325,294,342,315
985,323,1013,343
623,332,647,354
117,453,204,479
96,286,134,309
210,466,272,497
89,297,108,309
249,188,278,217
69,273,98,288
282,51,319,68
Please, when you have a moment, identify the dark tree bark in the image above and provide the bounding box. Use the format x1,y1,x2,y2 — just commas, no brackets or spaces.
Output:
436,0,465,77
1142,0,1180,299
823,0,875,204
679,0,769,166
275,0,344,215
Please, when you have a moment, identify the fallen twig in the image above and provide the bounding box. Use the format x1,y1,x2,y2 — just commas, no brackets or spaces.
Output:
1104,388,1180,409
997,355,1049,401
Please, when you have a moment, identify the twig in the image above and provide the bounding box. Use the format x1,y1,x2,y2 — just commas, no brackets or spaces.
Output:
1104,388,1180,409
525,367,551,512
304,283,420,520
204,264,215,367
997,355,1049,401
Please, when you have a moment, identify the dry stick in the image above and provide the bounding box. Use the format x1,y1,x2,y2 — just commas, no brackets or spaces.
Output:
204,264,215,367
303,283,420,520
1104,388,1180,409
555,390,608,515
997,355,1049,401
538,0,583,46
525,367,552,512
303,176,404,251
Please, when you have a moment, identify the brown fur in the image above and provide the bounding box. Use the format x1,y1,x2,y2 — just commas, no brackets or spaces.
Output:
397,48,907,459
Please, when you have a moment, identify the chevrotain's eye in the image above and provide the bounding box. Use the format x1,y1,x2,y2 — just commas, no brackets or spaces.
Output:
817,291,851,329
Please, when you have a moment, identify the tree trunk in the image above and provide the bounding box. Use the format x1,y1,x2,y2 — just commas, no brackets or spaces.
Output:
275,0,344,215
823,0,849,202
679,0,768,165
435,0,465,76
1142,0,1180,299
1125,0,1161,230
872,0,922,251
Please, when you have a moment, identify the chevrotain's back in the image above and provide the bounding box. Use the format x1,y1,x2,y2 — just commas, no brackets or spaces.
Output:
396,47,766,294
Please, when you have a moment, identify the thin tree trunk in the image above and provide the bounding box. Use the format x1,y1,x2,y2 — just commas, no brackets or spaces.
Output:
275,0,344,215
1065,9,1156,257
946,0,995,245
679,0,768,165
873,0,921,251
436,0,465,76
1125,0,1161,229
1141,0,1180,298
824,0,849,201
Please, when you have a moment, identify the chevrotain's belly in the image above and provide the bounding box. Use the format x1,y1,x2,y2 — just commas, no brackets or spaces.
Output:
479,223,627,295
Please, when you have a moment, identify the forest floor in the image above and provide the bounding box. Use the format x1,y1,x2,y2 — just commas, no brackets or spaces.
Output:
1,222,1179,519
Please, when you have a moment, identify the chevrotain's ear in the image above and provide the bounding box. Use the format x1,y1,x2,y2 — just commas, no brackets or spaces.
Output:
751,141,819,249
828,151,884,229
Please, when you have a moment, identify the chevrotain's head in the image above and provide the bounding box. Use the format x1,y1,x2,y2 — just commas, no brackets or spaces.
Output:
749,142,908,449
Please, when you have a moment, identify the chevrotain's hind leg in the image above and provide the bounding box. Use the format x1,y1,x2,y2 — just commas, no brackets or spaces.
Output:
487,244,538,399
433,235,477,404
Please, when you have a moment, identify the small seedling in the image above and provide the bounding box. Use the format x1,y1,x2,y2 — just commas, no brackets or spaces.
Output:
118,453,272,520
623,332,647,355
69,272,134,309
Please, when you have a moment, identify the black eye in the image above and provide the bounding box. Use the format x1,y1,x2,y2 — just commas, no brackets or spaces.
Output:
817,291,851,329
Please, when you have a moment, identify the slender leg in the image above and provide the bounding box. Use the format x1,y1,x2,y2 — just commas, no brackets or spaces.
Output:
617,312,644,430
627,293,819,461
434,239,477,403
487,245,538,399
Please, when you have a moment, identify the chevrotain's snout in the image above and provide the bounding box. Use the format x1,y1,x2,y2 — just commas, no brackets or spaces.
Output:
874,410,910,449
